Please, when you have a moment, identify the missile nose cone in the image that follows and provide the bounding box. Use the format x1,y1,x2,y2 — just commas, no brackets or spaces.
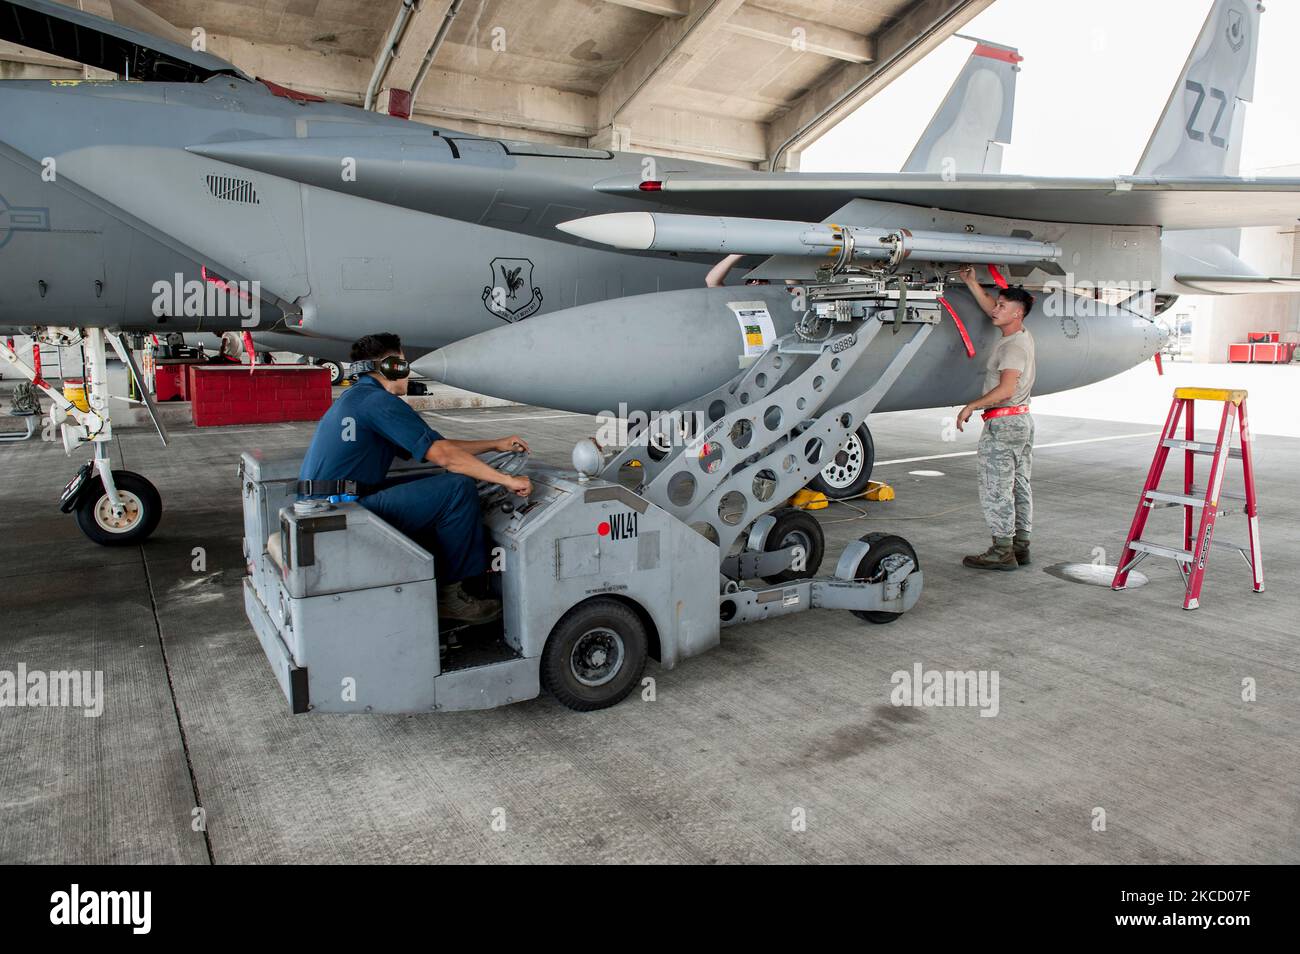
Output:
555,212,656,249
411,349,448,383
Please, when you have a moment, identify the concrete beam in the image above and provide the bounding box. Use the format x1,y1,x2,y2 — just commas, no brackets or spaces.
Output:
408,113,588,148
601,0,689,16
723,4,874,63
0,58,79,80
432,38,608,95
206,34,371,103
415,67,596,137
596,0,746,128
0,40,115,78
589,124,634,151
629,142,756,168
77,0,189,45
627,106,767,164
0,40,77,69
763,0,996,169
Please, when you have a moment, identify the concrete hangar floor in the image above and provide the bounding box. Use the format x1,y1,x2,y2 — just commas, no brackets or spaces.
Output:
0,363,1295,864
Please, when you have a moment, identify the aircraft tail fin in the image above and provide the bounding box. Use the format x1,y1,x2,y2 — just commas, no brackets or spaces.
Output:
1135,0,1262,177
902,36,1021,175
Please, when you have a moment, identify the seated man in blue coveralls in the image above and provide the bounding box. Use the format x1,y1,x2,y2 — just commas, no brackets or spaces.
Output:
298,333,532,624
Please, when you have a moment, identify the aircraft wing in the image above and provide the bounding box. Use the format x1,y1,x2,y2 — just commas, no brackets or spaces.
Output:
598,173,1300,230
1174,274,1300,294
0,0,248,82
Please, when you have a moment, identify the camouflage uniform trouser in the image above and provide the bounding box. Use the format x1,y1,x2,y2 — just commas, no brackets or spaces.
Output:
977,414,1034,539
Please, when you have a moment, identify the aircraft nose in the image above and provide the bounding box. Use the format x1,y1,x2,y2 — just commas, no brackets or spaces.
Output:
1158,318,1174,352
1149,316,1173,359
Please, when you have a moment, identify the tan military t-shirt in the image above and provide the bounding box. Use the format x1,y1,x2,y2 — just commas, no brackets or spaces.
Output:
984,329,1035,407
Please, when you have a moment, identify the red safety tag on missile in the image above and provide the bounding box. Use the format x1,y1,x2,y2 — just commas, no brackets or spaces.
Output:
987,264,1009,289
937,296,976,359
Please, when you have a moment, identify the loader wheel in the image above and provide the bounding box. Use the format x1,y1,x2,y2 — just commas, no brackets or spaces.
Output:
811,423,875,500
74,470,162,546
760,507,825,584
542,598,648,711
850,532,919,625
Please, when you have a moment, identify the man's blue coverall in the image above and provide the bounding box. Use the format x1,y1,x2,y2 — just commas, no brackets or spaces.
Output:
298,375,488,583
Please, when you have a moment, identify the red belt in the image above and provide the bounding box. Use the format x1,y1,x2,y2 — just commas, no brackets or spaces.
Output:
982,404,1030,421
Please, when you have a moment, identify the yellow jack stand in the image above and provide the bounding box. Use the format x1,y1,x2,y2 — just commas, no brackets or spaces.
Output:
864,480,895,501
787,480,895,509
789,489,829,510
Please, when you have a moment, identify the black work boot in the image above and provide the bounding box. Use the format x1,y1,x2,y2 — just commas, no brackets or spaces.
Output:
1013,533,1031,566
962,537,1019,571
438,582,502,625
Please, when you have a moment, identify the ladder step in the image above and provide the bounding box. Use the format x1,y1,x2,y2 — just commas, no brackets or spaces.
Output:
1129,540,1193,563
1145,490,1205,508
1161,438,1241,458
1191,485,1247,501
1210,538,1249,553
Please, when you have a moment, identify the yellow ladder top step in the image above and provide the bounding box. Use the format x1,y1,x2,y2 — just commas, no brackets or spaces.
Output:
1174,387,1248,405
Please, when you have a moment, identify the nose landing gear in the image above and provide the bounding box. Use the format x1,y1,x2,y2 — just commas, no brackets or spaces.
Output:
2,327,169,546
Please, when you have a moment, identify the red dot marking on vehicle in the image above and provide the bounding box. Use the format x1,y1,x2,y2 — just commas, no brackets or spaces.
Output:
597,521,610,536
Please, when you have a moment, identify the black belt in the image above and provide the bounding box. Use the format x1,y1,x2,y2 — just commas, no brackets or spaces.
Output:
296,479,376,498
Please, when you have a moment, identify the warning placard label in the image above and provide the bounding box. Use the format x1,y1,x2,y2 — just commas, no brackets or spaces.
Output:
727,301,776,357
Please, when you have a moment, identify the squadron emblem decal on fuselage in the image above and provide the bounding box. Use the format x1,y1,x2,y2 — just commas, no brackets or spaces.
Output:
482,257,543,322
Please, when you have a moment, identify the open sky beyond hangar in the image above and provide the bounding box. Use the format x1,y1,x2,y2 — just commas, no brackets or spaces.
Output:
805,0,1300,177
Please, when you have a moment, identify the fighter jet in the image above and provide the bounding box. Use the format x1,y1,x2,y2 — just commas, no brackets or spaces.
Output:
0,0,1294,546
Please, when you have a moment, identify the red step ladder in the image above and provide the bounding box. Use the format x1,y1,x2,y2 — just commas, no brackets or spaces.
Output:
1112,387,1263,610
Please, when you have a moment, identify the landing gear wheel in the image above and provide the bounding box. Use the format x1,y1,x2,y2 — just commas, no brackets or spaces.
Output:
760,507,825,584
541,598,648,711
811,423,875,500
317,360,345,386
850,532,918,624
74,470,162,546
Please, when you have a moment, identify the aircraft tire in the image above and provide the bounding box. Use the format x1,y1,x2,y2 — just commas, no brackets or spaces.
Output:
74,470,162,546
317,360,345,386
811,423,875,500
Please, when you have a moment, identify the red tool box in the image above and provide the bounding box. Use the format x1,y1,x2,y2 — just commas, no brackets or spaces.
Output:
189,365,332,427
153,358,204,401
1229,342,1296,363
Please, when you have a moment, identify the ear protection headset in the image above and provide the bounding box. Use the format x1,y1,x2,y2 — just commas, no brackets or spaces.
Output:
351,355,411,380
